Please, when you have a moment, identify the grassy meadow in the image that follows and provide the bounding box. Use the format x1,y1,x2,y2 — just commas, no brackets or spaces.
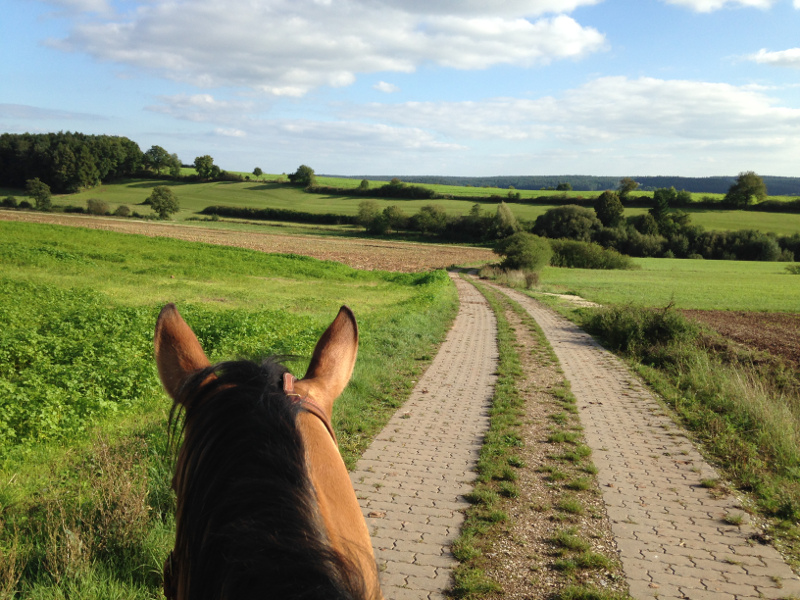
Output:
539,257,800,311
0,220,458,598
4,175,800,236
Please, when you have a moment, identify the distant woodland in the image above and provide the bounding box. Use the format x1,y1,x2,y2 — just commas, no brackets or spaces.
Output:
344,174,800,196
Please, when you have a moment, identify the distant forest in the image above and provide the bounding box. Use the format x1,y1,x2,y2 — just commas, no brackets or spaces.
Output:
341,175,800,196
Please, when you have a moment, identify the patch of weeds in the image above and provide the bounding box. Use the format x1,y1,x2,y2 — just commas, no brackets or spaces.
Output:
723,513,745,526
550,527,591,553
451,567,502,599
557,497,585,516
548,431,581,445
498,482,520,499
581,463,599,475
566,477,593,492
507,456,526,468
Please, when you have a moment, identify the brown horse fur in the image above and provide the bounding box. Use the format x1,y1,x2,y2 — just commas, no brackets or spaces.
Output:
155,304,383,600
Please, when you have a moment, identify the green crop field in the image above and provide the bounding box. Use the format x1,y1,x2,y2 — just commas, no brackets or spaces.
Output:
539,257,800,311
0,220,457,598
5,176,797,236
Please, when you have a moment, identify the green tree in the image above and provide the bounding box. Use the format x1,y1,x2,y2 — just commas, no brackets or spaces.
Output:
494,202,521,238
724,171,767,207
359,179,370,191
146,185,179,219
288,164,316,187
194,155,215,180
253,167,263,180
556,182,572,191
168,153,182,178
26,177,52,211
356,199,381,229
593,190,624,227
144,145,170,175
618,177,639,201
413,205,448,235
383,205,408,232
494,232,553,271
533,205,601,242
650,187,677,221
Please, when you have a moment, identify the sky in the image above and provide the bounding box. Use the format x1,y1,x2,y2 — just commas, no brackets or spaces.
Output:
1,0,799,177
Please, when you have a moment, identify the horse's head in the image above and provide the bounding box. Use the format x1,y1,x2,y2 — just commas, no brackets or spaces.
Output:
154,304,382,600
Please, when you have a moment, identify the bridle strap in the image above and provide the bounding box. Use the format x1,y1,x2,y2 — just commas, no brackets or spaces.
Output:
283,372,338,446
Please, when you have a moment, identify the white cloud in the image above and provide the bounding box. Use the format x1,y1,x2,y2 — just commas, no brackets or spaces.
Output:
748,48,800,68
44,0,112,14
49,0,606,96
146,94,256,122
374,81,400,93
214,128,246,138
364,0,603,16
345,76,800,146
661,0,774,11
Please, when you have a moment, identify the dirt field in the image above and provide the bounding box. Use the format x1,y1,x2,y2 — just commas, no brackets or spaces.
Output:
683,309,800,368
0,211,495,272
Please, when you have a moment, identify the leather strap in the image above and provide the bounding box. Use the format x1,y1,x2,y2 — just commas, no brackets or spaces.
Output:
283,373,338,445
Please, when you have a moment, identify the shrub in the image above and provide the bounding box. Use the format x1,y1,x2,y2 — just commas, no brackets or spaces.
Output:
494,232,553,271
2,196,17,208
593,190,624,227
18,200,33,209
533,205,601,242
549,239,636,270
786,264,800,275
26,177,52,211
114,205,131,217
86,198,109,215
582,304,699,367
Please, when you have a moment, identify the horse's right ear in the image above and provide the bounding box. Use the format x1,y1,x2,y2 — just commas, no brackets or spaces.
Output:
154,303,211,403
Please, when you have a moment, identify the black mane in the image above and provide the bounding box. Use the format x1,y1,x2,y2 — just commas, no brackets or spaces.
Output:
169,358,371,600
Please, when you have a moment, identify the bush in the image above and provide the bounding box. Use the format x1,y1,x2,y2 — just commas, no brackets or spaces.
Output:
786,264,800,275
26,177,52,211
86,198,109,215
582,304,699,367
18,200,33,209
2,195,17,208
494,232,553,271
533,205,601,242
114,205,131,217
549,239,637,270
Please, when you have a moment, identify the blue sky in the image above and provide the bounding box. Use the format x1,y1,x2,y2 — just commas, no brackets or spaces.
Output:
2,0,799,177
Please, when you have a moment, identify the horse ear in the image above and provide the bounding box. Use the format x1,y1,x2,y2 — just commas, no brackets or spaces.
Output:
154,303,211,403
295,306,358,415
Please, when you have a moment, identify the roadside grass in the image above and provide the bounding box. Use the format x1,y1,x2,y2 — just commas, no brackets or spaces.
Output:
557,302,800,569
0,221,458,598
540,257,799,311
450,278,630,600
5,177,800,235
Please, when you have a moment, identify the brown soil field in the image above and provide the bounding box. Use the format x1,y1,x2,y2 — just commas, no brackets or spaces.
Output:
0,211,495,272
683,309,800,368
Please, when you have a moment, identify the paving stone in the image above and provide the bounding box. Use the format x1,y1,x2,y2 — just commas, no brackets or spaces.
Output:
487,283,800,600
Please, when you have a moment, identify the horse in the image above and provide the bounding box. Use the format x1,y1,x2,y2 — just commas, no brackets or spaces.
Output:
154,303,383,600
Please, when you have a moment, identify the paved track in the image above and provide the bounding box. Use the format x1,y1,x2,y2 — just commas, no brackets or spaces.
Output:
489,283,800,600
351,274,800,600
350,274,498,600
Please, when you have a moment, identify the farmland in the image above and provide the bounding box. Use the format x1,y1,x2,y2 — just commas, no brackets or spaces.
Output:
0,219,458,598
5,175,800,235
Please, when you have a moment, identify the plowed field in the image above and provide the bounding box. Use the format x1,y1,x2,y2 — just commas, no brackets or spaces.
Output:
0,211,495,272
683,310,800,368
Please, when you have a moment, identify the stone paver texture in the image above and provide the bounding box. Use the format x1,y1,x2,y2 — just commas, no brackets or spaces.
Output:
350,273,498,600
489,283,800,600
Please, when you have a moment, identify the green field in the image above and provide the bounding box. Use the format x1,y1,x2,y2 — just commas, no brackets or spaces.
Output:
0,220,457,598
539,257,799,311
5,176,799,235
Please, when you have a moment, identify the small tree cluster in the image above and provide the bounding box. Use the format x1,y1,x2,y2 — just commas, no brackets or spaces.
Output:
145,186,180,219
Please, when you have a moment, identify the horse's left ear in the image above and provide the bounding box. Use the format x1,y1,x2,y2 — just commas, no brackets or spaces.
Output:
295,306,358,416
154,303,211,403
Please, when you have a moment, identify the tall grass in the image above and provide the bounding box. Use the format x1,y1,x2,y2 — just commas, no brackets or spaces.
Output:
0,220,458,598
